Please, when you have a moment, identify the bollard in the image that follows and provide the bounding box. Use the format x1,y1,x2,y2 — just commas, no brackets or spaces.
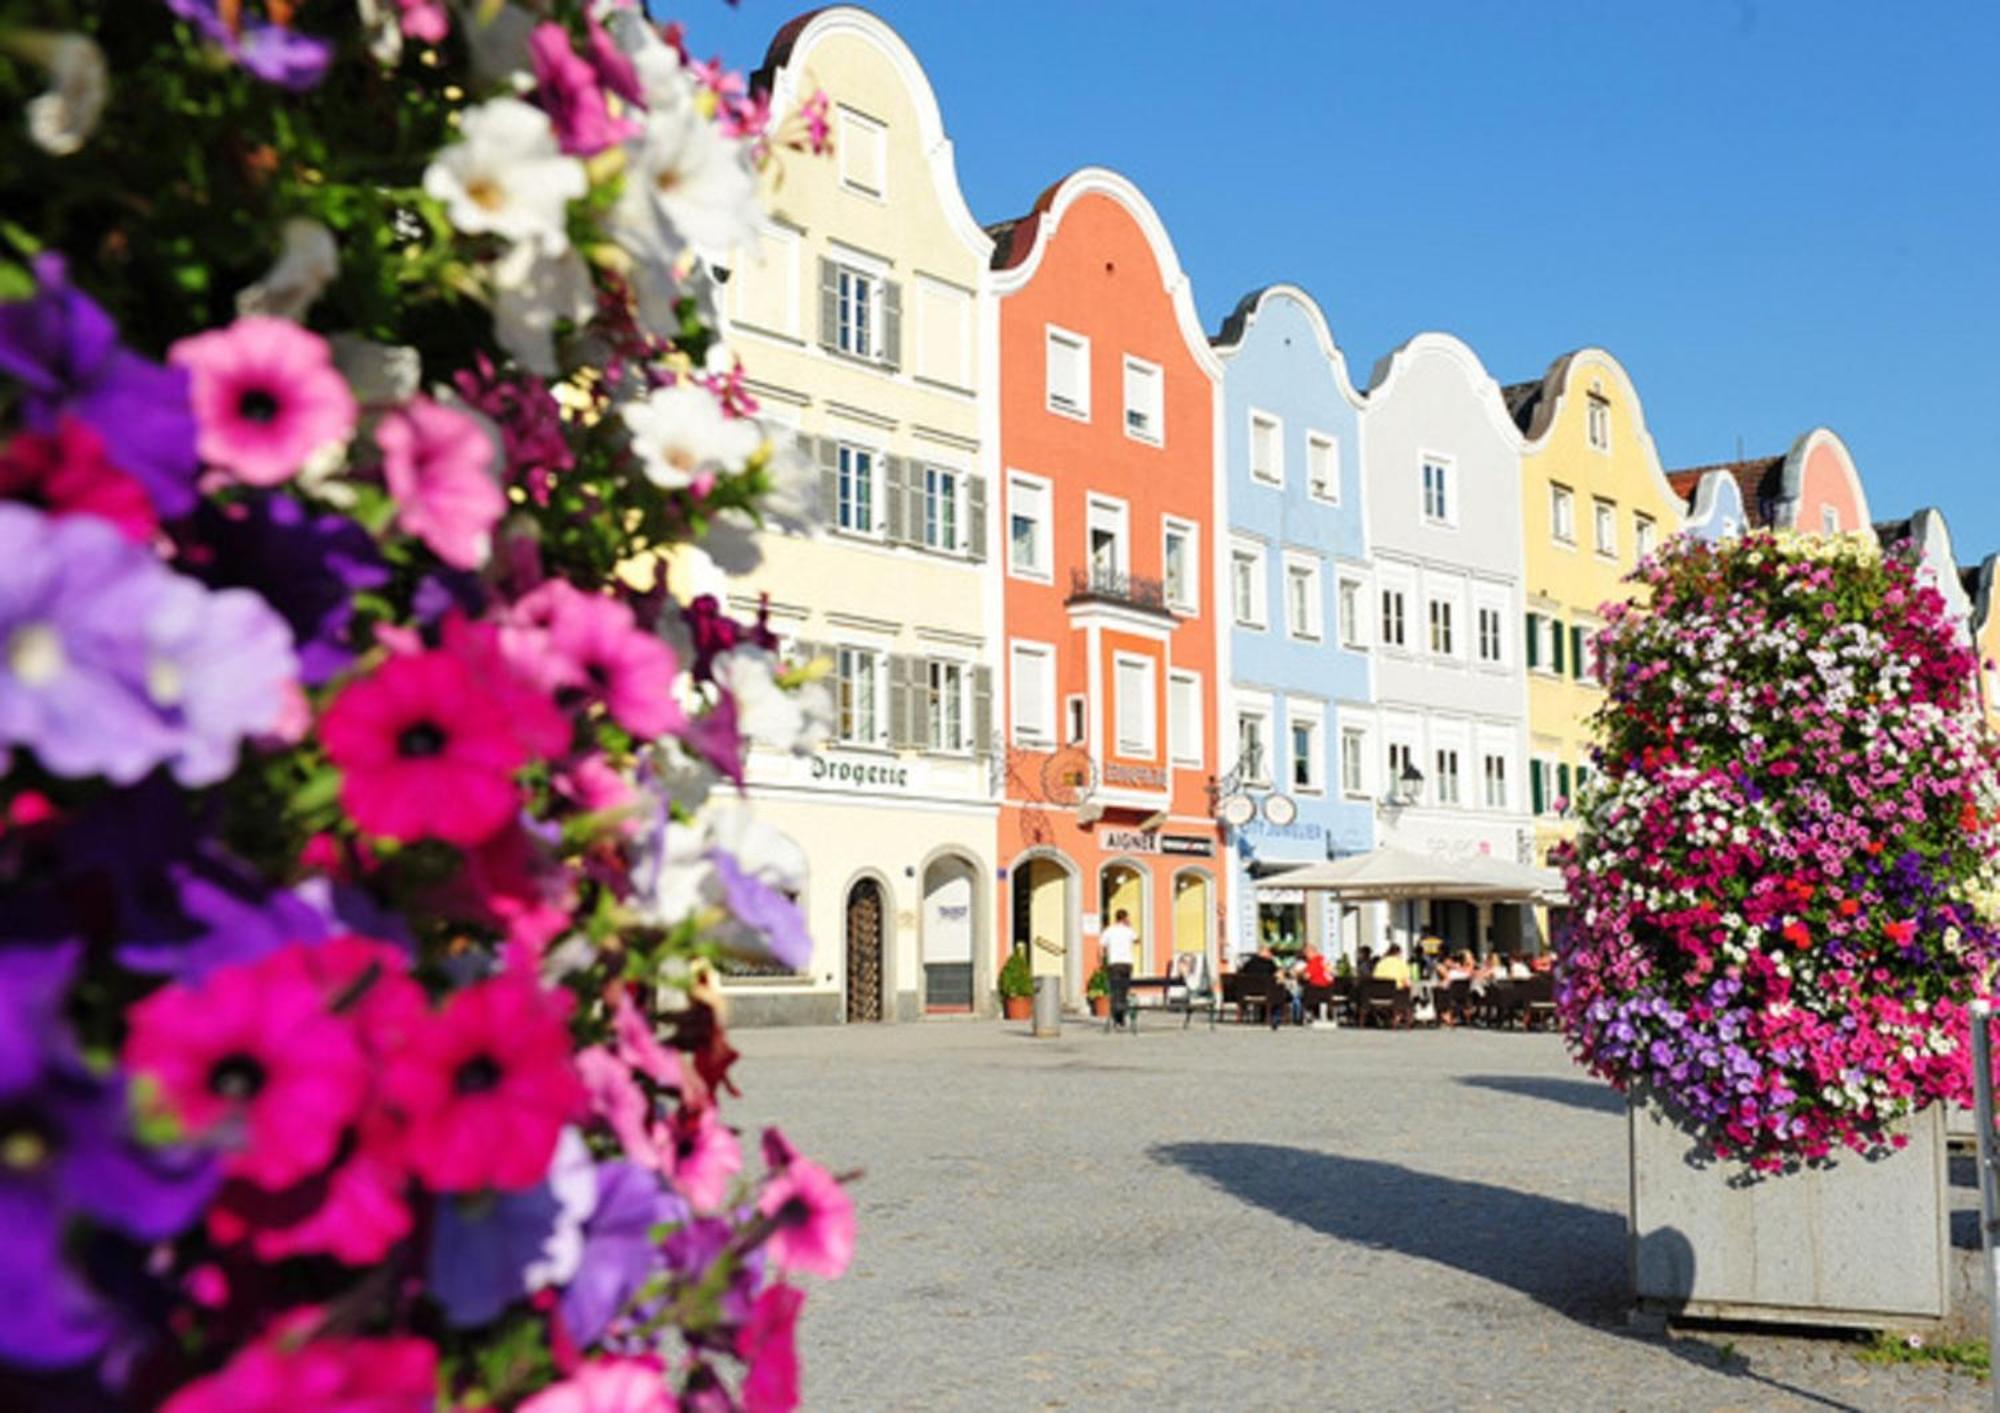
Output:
1971,999,2000,1413
1031,973,1062,1038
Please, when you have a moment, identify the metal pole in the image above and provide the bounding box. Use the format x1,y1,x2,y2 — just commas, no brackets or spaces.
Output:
1969,999,2000,1410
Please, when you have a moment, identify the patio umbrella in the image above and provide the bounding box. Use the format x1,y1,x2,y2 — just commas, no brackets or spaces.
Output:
1261,846,1559,903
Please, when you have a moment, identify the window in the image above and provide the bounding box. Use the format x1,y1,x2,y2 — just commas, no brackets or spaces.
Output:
1231,541,1267,628
1288,703,1325,793
1114,655,1157,758
927,659,965,752
1007,473,1050,579
1379,588,1407,647
836,443,877,535
1163,520,1198,613
1285,558,1322,640
1634,514,1657,562
1593,498,1617,557
1123,357,1162,444
1586,393,1611,451
1427,599,1454,656
1477,606,1503,664
1065,694,1086,745
835,265,880,359
1821,505,1840,534
1421,455,1453,524
1387,741,1417,800
1045,327,1089,418
834,646,881,745
1085,496,1129,586
1236,708,1271,786
921,466,959,552
1009,641,1054,747
1530,757,1562,815
1482,753,1508,810
836,106,886,197
1338,579,1365,649
1249,411,1282,485
1434,749,1461,806
1550,484,1576,544
1341,728,1367,796
1168,670,1202,768
1307,432,1338,502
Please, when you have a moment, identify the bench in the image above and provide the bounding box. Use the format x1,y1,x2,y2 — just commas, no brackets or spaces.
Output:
1110,974,1219,1031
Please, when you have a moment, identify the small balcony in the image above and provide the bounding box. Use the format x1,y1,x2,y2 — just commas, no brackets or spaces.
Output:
1066,566,1172,617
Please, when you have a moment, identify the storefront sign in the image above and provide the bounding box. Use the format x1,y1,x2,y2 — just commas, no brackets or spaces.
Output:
1160,834,1215,857
1257,887,1305,904
1102,828,1159,854
1104,762,1167,789
807,753,913,792
1239,819,1324,842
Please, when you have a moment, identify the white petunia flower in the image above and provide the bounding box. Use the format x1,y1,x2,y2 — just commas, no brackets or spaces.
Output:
237,219,340,322
491,244,595,377
619,97,762,266
706,803,809,894
22,32,106,156
639,817,717,925
618,382,762,491
713,647,833,757
423,98,586,253
757,432,820,536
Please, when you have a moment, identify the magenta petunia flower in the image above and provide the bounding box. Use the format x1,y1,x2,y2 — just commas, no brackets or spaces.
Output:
0,418,157,541
376,396,505,570
505,579,684,739
159,1323,437,1413
381,975,585,1192
170,316,357,487
531,21,639,157
517,1358,676,1413
123,943,371,1191
661,1104,741,1211
756,1149,853,1280
738,1283,805,1413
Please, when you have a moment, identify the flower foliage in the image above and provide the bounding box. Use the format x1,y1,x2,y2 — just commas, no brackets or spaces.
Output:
0,1,842,1407
1557,531,2000,1170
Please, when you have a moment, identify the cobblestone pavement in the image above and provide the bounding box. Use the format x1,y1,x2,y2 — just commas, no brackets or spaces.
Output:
730,1019,1984,1412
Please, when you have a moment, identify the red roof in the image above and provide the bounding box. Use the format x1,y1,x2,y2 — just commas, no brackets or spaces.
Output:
1664,456,1785,526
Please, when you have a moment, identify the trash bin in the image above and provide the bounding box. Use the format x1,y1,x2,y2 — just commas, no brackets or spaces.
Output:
1032,974,1061,1037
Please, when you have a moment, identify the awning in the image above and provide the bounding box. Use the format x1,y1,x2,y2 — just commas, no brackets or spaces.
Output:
1261,846,1566,904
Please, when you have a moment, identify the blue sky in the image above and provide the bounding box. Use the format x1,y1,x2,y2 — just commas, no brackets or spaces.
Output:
667,2,2000,557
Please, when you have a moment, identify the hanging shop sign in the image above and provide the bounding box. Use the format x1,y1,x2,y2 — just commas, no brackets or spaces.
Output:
1101,828,1159,854
1160,834,1216,857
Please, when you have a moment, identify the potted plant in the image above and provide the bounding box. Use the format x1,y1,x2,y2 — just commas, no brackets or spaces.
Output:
1559,531,2000,1329
1086,964,1110,1017
999,948,1035,1021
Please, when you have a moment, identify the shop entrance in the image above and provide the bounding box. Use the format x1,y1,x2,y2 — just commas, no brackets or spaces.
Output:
1174,869,1214,962
1098,862,1148,973
844,878,885,1024
1010,854,1077,1001
921,854,977,1011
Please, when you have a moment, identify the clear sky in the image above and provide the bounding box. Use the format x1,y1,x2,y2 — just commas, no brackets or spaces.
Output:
662,1,2000,558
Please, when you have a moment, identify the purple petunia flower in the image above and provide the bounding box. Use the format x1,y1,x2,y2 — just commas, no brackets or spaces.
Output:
710,849,812,973
428,1129,596,1328
561,1161,687,1346
160,0,332,90
0,255,199,516
142,571,298,787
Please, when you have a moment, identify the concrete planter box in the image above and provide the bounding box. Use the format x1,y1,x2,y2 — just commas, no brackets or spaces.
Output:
1628,1098,1950,1330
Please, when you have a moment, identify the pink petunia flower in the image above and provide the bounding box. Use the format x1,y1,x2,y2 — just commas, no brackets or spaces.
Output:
376,395,505,570
432,821,578,972
396,0,449,44
502,579,684,738
577,1044,659,1169
738,1283,805,1413
756,1153,853,1279
660,1105,741,1210
161,1321,437,1413
380,974,585,1192
531,21,639,156
170,316,357,486
518,1357,677,1413
0,417,157,540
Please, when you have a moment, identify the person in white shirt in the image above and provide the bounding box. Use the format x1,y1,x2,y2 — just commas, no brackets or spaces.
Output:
1100,910,1138,1027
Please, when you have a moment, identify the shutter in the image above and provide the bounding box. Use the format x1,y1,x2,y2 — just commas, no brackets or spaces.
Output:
818,258,840,351
887,655,913,749
1551,618,1567,675
1557,763,1572,807
1524,613,1540,670
972,663,993,753
1570,625,1586,680
881,279,903,369
912,658,934,752
816,437,839,528
883,455,907,543
966,474,987,561
1530,762,1546,815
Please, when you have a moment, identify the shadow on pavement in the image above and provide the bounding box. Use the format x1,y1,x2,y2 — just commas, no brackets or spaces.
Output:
1152,1142,1866,1412
1457,1073,1626,1115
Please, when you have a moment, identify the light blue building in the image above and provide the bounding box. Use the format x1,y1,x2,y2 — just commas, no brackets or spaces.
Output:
1211,286,1375,962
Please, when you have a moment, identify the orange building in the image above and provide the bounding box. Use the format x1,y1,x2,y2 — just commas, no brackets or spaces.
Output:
988,169,1226,1004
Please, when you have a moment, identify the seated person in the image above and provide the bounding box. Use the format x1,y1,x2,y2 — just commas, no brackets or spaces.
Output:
1302,945,1333,989
1371,945,1412,989
1238,947,1279,979
1528,952,1555,974
1506,954,1532,980
1440,951,1474,983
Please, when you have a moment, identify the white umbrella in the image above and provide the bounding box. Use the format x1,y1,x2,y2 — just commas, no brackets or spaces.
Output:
1262,846,1561,903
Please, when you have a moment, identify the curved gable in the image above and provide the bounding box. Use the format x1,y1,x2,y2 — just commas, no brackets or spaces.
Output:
1365,331,1522,449
1776,427,1872,534
1514,347,1684,526
1211,283,1364,408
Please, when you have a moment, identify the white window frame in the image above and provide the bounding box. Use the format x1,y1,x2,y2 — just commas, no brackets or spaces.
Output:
1286,699,1326,795
1482,752,1509,810
1586,392,1612,452
835,106,888,199
1008,639,1057,748
1283,553,1323,642
1634,513,1657,562
1005,470,1052,584
1433,747,1462,807
927,658,968,754
1386,739,1418,804
1341,726,1368,798
1593,497,1618,559
833,260,883,361
1248,408,1284,487
1419,451,1456,527
1821,505,1841,534
1085,494,1130,584
1045,324,1090,421
1122,355,1163,446
1379,586,1408,649
1306,430,1339,504
1550,483,1576,546
1235,703,1273,788
921,463,962,554
834,441,881,538
1338,577,1367,650
1162,517,1199,615
1230,538,1269,630
1475,602,1505,666
1167,668,1204,769
834,644,885,747
1113,652,1158,759
1427,597,1455,658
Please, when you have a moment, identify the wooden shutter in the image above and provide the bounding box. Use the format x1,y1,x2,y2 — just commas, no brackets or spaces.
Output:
972,663,993,753
966,474,987,561
1524,612,1540,670
881,279,903,369
1530,762,1546,815
1550,618,1567,675
883,455,907,543
815,438,840,529
818,258,840,351
1570,625,1586,680
1557,763,1572,806
886,655,913,749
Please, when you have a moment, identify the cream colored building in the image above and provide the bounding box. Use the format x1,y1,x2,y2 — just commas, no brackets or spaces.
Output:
718,9,999,1024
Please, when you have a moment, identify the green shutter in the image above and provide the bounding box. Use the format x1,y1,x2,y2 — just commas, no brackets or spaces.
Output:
1570,625,1586,680
1525,612,1541,670
1557,762,1572,805
1551,618,1567,675
1530,761,1547,815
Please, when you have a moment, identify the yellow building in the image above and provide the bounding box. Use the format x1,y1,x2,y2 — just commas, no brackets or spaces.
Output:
1503,350,1685,863
1963,558,2000,737
712,9,1000,1024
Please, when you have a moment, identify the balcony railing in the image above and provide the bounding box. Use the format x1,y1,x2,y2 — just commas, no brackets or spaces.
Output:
1067,566,1169,614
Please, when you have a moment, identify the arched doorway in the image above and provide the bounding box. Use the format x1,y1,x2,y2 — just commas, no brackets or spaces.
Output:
1098,860,1151,974
1009,852,1079,1005
845,878,885,1024
921,854,979,1012
1172,868,1214,968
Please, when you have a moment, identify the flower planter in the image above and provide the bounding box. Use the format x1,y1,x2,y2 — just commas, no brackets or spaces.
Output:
1628,1097,1950,1330
1088,995,1109,1018
1002,995,1032,1021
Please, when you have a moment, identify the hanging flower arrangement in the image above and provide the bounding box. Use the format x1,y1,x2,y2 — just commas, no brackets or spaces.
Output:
0,1,844,1407
1557,531,2000,1171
